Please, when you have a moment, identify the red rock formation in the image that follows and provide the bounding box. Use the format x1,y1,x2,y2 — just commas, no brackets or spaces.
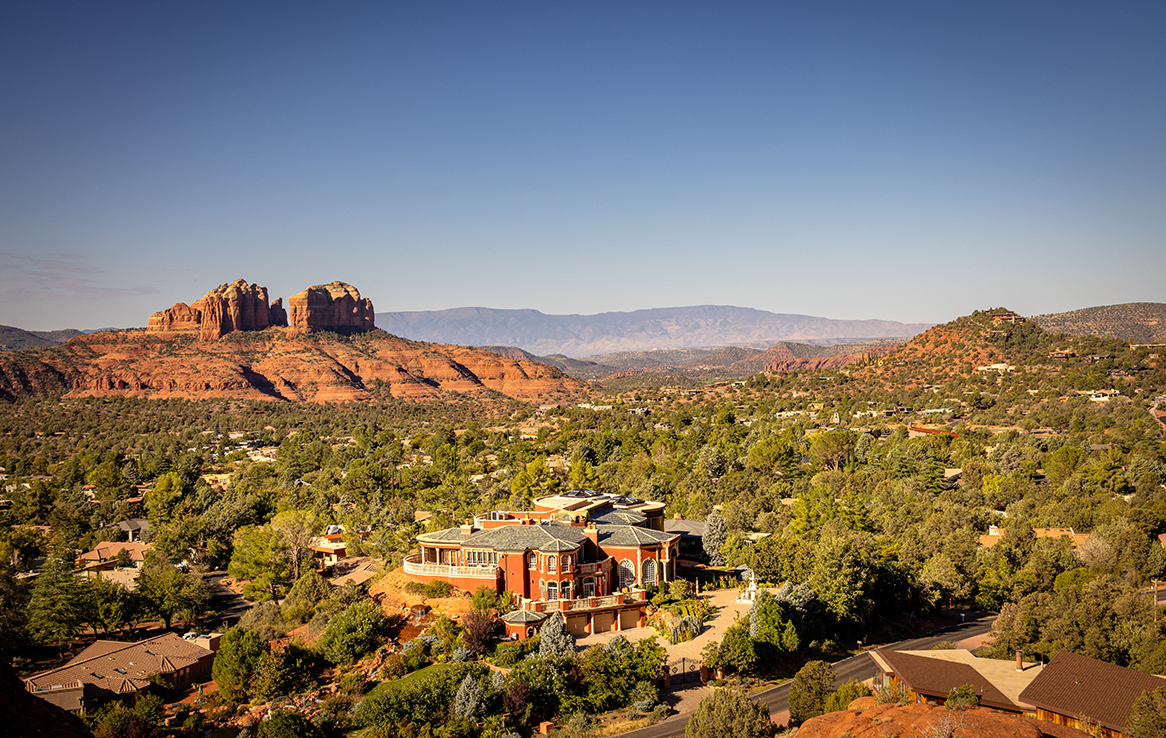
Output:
796,701,1091,738
0,330,588,404
147,279,288,340
287,281,375,335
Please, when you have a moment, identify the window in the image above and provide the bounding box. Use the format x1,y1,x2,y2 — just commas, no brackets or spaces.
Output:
528,552,537,570
540,580,546,600
547,581,559,600
641,559,657,586
583,578,596,598
548,555,557,573
619,559,636,590
561,580,572,600
562,555,572,571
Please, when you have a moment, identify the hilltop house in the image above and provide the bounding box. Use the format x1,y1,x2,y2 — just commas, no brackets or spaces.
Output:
405,489,678,639
25,632,217,713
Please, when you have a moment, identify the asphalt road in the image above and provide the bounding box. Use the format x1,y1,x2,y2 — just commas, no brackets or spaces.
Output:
620,616,996,738
200,571,254,632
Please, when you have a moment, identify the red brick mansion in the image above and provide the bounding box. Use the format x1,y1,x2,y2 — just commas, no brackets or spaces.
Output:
404,489,679,639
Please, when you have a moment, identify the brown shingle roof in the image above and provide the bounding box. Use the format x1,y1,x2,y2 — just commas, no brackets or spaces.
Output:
877,649,1019,711
1018,650,1166,733
25,633,212,707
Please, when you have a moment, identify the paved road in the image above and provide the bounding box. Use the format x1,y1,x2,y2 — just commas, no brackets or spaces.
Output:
620,616,996,738
200,571,254,632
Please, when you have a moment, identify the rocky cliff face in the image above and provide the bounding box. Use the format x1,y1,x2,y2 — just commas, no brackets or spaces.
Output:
0,330,587,404
147,279,288,340
287,281,375,335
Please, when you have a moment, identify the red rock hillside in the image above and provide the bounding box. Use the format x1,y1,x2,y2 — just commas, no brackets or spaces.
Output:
798,700,1092,738
0,330,589,404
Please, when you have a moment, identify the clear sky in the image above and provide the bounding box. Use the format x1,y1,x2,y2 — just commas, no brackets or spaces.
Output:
1,2,1163,331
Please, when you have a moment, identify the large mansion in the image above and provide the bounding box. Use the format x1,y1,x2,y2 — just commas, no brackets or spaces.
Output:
404,490,679,639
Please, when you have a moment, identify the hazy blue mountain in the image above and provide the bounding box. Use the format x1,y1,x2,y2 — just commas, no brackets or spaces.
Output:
0,325,85,351
377,305,933,357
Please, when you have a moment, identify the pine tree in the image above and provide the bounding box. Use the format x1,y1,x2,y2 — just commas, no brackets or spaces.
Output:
538,614,576,658
703,510,727,566
25,554,82,651
454,674,486,720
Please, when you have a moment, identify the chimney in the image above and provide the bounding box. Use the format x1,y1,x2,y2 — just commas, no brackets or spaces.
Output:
583,522,598,547
1015,650,1024,672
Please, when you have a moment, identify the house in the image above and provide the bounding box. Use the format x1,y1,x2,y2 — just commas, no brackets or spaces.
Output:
310,525,349,568
977,525,1091,549
1018,650,1166,737
24,632,217,713
405,490,678,640
95,518,150,543
75,541,153,578
870,648,1044,715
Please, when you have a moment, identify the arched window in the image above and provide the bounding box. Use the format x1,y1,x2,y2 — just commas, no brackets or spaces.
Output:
583,577,596,598
528,552,537,570
619,559,636,590
561,555,572,571
547,581,559,600
548,555,557,573
539,580,546,601
561,580,572,600
641,559,657,586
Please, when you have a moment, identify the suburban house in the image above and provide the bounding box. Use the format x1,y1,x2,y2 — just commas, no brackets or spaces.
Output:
405,489,679,639
75,541,154,579
870,648,1166,738
1018,650,1166,737
24,632,218,713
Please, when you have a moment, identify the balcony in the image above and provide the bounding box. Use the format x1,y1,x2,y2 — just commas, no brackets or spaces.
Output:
577,558,613,576
403,554,499,580
521,589,647,613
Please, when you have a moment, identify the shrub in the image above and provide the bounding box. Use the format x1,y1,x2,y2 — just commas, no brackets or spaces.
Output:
686,687,774,738
404,580,454,598
825,680,872,712
789,660,833,725
945,684,980,710
669,615,703,644
317,599,385,665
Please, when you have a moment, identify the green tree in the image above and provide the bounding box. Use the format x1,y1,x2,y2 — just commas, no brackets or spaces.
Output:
212,626,269,701
318,599,385,665
685,687,775,738
809,534,875,627
25,554,83,651
808,430,857,472
229,525,293,601
137,552,211,628
789,660,834,725
1128,685,1166,738
718,620,757,674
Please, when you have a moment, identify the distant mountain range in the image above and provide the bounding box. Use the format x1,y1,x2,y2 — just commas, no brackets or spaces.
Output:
0,325,85,351
1030,302,1166,344
376,305,934,357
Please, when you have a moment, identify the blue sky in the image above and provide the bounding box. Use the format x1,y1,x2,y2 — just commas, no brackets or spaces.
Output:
1,2,1163,330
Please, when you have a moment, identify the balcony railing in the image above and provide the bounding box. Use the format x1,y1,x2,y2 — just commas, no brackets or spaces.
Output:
403,554,499,579
577,558,613,575
520,589,647,613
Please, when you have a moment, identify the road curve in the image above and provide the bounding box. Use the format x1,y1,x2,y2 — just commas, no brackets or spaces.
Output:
619,616,996,738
